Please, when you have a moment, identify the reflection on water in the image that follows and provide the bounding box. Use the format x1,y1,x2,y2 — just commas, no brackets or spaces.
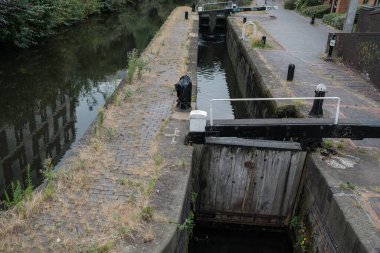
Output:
196,35,248,120
0,2,178,202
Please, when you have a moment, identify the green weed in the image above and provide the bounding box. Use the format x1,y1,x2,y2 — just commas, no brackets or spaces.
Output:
141,206,154,221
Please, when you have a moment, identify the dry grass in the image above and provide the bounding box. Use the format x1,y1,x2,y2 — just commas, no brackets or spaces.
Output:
0,6,192,252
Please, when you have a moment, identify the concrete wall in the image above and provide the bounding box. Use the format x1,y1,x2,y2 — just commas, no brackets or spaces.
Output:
297,154,379,253
226,19,277,118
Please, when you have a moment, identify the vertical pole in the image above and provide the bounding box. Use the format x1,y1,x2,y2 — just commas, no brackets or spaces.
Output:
287,64,295,81
343,0,358,32
328,34,336,58
262,36,266,45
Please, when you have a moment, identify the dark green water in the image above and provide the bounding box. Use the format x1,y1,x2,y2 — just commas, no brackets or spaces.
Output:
189,226,293,253
0,1,178,202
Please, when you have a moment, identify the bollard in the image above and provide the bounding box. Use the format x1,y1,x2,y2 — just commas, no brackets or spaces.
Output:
328,34,336,58
310,12,316,24
175,75,192,110
243,17,247,23
287,64,295,81
262,36,267,45
192,3,195,12
309,84,326,117
185,11,188,19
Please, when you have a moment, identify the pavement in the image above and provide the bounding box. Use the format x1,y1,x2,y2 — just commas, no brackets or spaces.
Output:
0,7,195,252
232,1,380,249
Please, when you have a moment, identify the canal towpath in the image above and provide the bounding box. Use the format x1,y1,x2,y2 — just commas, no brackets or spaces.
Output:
232,2,380,250
0,6,195,252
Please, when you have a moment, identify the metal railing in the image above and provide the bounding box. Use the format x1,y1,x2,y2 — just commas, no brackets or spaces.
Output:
209,97,341,126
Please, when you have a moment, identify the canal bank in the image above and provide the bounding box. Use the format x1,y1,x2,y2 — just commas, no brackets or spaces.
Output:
225,10,380,252
0,7,198,252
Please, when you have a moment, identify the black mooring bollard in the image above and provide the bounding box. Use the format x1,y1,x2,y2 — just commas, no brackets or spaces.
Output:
192,3,195,12
175,75,192,111
262,36,267,45
310,12,316,24
309,84,326,117
185,11,188,19
287,64,295,81
328,34,336,58
243,17,247,23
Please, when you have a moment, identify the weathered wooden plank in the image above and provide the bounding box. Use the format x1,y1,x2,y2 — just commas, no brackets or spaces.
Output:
228,147,247,212
241,148,256,213
256,150,290,215
215,147,234,210
205,137,301,151
271,151,293,215
281,151,306,220
199,146,214,210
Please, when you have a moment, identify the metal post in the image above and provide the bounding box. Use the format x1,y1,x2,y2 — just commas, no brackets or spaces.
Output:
310,12,316,25
185,11,188,19
287,64,295,81
328,34,336,58
262,36,266,45
192,3,195,12
309,84,326,118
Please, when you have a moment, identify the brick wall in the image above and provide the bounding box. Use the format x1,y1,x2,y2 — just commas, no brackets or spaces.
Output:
327,32,380,89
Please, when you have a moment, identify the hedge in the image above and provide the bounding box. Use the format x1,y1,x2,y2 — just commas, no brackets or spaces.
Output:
284,0,296,10
302,4,331,18
323,13,346,30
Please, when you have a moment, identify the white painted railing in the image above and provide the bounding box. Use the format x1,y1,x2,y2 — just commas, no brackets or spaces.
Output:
209,97,341,126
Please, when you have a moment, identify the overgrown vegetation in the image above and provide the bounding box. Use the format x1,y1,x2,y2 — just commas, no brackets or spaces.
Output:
323,13,346,30
0,0,128,48
126,49,149,84
3,165,33,210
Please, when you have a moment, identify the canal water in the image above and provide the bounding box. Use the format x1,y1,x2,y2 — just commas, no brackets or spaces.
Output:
196,34,249,120
189,226,293,252
0,1,178,202
194,35,294,252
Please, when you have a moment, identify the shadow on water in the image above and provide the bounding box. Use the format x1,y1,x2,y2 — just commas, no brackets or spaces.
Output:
0,1,179,203
189,226,293,253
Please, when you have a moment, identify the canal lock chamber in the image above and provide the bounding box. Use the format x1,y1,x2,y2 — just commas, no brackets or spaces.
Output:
186,18,307,252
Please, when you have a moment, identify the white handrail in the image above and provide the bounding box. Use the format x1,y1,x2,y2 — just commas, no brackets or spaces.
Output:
209,97,341,126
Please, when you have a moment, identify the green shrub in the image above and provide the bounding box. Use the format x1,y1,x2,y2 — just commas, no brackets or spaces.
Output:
323,13,346,30
302,4,331,18
284,0,296,10
0,0,125,48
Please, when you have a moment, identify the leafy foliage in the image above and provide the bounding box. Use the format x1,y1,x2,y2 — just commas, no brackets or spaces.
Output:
0,0,127,48
284,0,296,10
323,13,346,30
302,4,331,18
